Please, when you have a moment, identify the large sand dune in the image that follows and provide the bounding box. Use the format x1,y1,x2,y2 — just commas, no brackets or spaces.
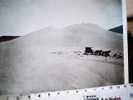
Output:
0,23,123,95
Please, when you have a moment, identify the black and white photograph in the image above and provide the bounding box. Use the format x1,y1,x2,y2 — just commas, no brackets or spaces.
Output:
0,0,124,95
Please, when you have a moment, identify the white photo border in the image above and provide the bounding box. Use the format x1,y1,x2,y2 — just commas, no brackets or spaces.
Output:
122,0,129,84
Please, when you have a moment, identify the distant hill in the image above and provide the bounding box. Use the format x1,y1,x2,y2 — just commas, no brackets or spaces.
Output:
0,36,19,42
109,25,123,33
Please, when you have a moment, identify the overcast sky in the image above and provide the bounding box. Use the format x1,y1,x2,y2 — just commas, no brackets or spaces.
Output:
0,0,122,36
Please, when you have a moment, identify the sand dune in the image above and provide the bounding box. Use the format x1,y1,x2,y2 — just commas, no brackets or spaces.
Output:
0,23,123,95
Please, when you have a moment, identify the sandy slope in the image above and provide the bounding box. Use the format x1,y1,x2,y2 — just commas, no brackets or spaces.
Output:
0,23,123,95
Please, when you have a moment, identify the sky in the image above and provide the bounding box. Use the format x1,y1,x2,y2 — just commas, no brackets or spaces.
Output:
0,0,122,36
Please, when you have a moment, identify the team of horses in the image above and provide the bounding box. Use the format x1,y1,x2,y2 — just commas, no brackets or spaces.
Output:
83,47,123,59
